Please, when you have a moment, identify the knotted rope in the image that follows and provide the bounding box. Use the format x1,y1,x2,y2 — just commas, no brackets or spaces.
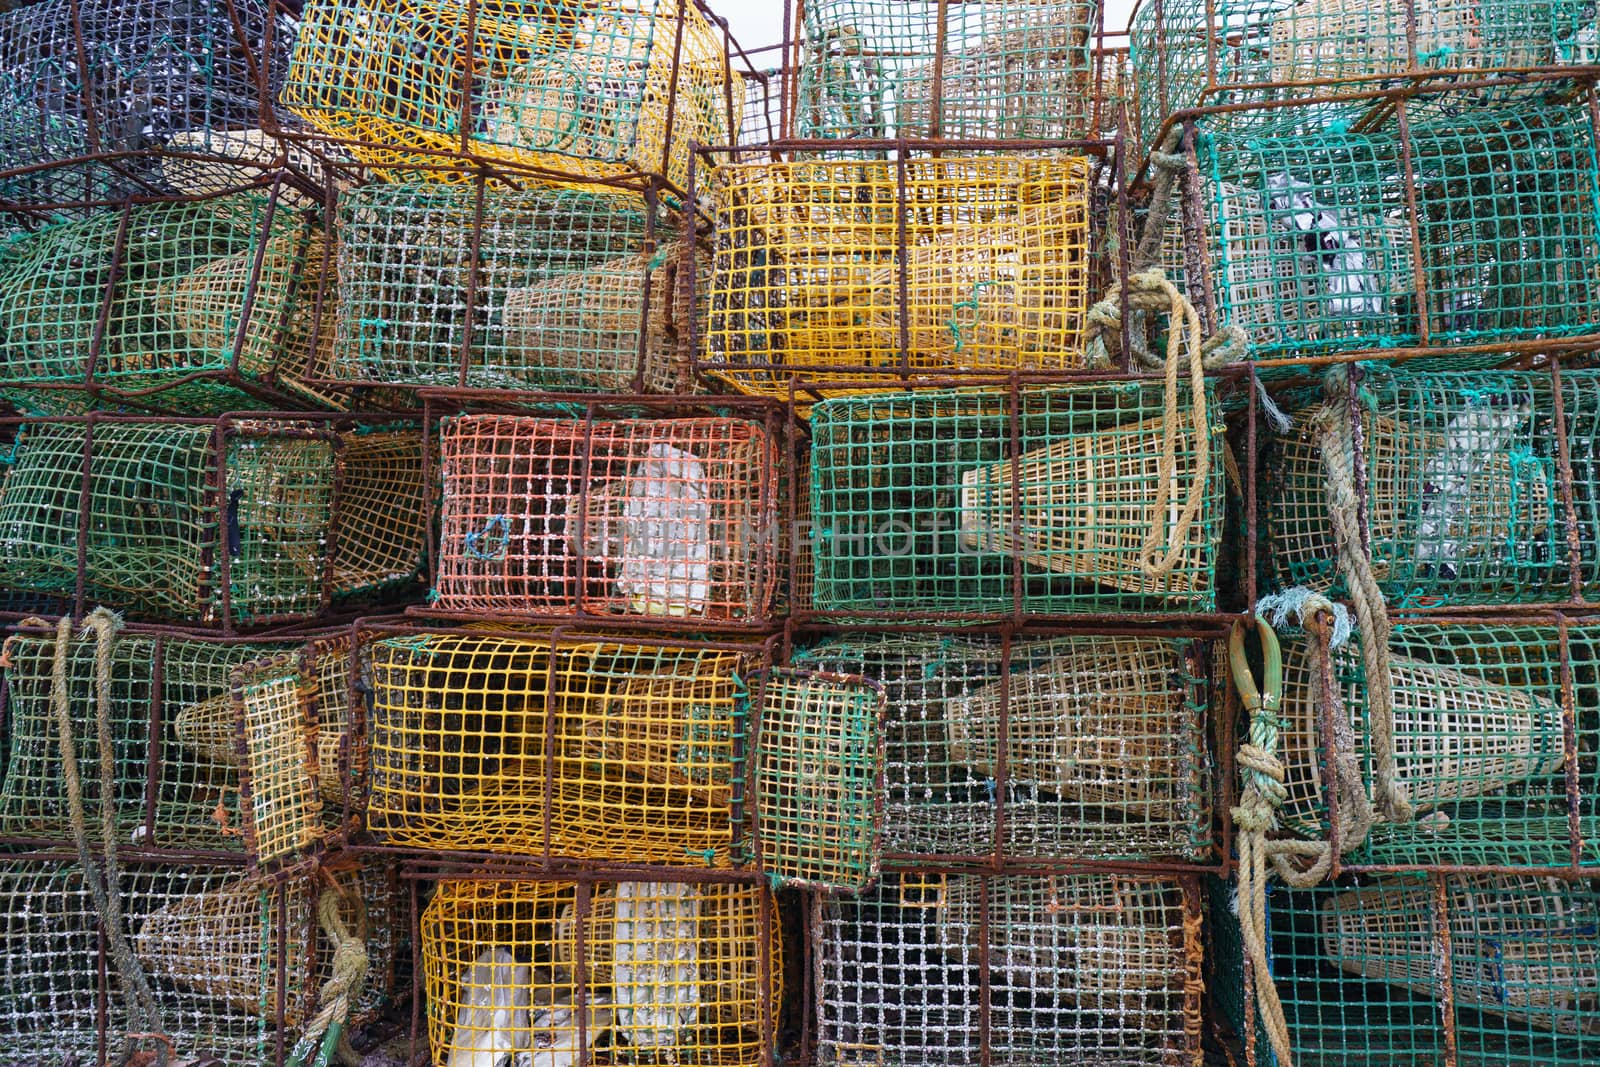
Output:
287,879,370,1067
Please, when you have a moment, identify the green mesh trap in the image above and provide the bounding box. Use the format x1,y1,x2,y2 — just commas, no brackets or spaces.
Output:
279,0,740,191
1129,0,1597,148
0,193,336,411
807,384,1226,620
330,182,697,394
815,871,1205,1066
1268,620,1598,869
791,633,1215,863
797,0,1100,141
1202,105,1600,361
1252,873,1600,1066
1267,369,1593,607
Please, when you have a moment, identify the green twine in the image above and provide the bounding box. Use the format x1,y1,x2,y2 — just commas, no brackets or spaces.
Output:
945,280,996,353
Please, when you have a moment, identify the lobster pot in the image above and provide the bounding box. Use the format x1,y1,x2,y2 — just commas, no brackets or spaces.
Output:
702,156,1093,398
1252,874,1600,1065
808,385,1225,620
0,0,281,207
279,0,739,190
434,414,779,622
1274,622,1597,869
816,872,1204,1066
1129,0,1598,149
1204,106,1600,360
1268,369,1577,606
0,860,315,1064
331,182,697,393
331,427,432,602
792,634,1215,863
422,878,780,1067
0,193,336,412
0,628,356,866
797,0,1099,141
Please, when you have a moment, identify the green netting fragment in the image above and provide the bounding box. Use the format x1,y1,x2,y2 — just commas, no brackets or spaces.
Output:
808,383,1225,619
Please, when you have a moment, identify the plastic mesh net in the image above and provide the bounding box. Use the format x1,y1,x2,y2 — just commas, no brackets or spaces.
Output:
815,871,1204,1066
332,426,431,602
796,0,1099,141
0,194,334,411
434,414,779,621
1202,105,1600,360
1257,873,1600,1065
0,0,279,206
422,878,780,1067
807,384,1225,619
1130,0,1599,147
330,182,697,393
702,155,1094,398
0,420,336,626
279,0,741,191
791,633,1215,863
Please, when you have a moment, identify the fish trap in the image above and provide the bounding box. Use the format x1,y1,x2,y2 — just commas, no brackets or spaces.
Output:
807,384,1225,620
792,633,1216,864
1129,0,1598,148
432,413,780,623
329,181,699,394
1267,369,1586,607
422,877,780,1067
698,154,1095,399
0,0,280,206
1249,873,1600,1065
796,0,1100,141
1202,104,1600,361
0,625,357,866
278,0,742,191
0,191,338,413
815,871,1205,1066
1270,620,1599,870
0,417,428,627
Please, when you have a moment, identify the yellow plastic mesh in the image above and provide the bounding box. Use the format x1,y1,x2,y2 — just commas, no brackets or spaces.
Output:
333,427,431,600
703,154,1093,399
422,878,780,1067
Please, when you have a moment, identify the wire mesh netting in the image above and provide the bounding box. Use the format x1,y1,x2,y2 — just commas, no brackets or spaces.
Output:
1254,873,1600,1066
1129,0,1599,147
807,385,1225,620
796,0,1100,142
701,155,1094,398
422,878,780,1067
330,182,698,393
1202,105,1600,360
790,633,1216,864
434,413,779,622
1269,620,1598,869
815,871,1204,1066
0,193,337,411
279,0,741,190
0,0,280,206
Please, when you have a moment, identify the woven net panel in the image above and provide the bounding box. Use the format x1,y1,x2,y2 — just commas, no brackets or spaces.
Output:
1205,106,1600,360
434,414,778,621
365,632,753,865
422,878,780,1067
0,0,281,206
330,182,697,393
279,0,739,190
0,194,328,408
0,860,316,1063
331,428,430,600
797,0,1098,141
0,421,336,625
1273,621,1596,868
807,384,1223,619
1129,0,1598,148
703,155,1093,399
816,871,1203,1066
228,654,327,866
1268,370,1565,607
796,633,1215,863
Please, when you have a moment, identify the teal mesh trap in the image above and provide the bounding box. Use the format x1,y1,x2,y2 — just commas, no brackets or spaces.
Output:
807,384,1226,620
